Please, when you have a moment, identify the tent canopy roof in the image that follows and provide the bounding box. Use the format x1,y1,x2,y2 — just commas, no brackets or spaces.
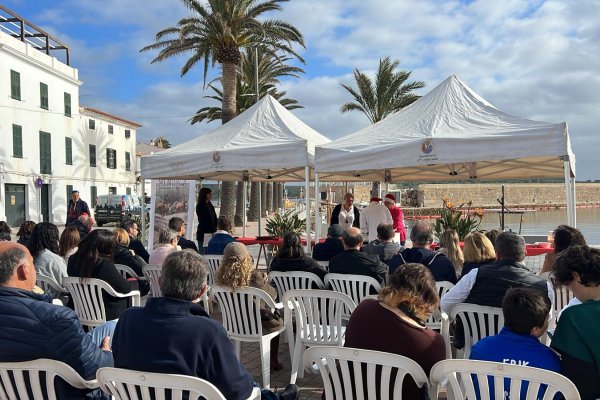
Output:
315,75,574,182
141,95,331,181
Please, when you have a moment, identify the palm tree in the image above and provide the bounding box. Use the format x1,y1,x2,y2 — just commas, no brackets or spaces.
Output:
340,57,425,195
141,0,305,223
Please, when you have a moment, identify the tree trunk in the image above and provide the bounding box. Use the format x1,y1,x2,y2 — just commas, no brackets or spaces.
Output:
273,183,280,213
261,183,267,217
371,181,381,198
234,181,245,227
266,182,273,213
278,183,285,210
248,182,259,222
218,61,238,222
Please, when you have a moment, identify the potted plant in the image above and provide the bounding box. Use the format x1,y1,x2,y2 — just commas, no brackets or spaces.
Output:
264,209,306,238
433,197,484,241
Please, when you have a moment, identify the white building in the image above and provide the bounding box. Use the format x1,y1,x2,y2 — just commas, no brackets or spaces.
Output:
0,7,140,226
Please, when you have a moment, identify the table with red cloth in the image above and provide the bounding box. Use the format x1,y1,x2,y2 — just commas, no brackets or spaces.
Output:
430,242,553,256
236,237,325,268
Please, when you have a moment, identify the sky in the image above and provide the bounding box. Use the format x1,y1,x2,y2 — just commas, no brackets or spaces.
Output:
4,0,599,180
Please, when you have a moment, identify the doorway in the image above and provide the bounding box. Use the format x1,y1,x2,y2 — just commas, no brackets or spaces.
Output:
5,184,26,227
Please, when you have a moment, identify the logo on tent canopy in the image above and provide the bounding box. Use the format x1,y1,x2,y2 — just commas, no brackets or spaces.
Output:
212,151,222,163
421,139,434,154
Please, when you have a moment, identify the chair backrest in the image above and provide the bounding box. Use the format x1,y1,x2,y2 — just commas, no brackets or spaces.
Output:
210,286,276,339
114,263,139,280
203,255,221,287
304,346,429,400
268,271,325,300
425,281,455,330
96,367,226,400
315,260,329,270
63,277,140,327
430,359,581,400
325,273,381,317
523,255,545,274
552,282,574,316
283,289,356,346
36,274,67,297
143,265,162,297
449,303,504,358
0,359,98,400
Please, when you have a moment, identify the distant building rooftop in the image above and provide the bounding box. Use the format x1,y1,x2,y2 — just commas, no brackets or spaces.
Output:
136,142,166,156
81,106,142,128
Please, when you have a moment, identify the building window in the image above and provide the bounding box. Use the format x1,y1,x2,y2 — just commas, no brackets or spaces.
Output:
12,124,23,158
125,129,131,139
109,187,117,195
65,137,73,165
66,184,73,201
126,187,132,195
64,92,71,117
90,186,97,206
107,148,117,169
89,119,96,130
125,151,131,171
40,82,49,110
89,144,96,167
10,70,21,100
108,125,114,134
39,131,52,174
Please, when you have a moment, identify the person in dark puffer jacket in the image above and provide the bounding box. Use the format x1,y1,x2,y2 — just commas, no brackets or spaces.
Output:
0,242,113,399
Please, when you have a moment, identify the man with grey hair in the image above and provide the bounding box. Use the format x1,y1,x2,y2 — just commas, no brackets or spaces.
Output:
112,250,298,400
148,228,179,266
441,231,553,348
387,221,457,283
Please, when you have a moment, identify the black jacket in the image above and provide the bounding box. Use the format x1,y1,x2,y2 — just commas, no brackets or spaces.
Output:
329,249,388,285
269,256,328,281
312,238,345,261
178,236,199,252
113,243,147,277
330,204,360,228
388,247,457,284
68,220,90,241
459,260,495,281
196,201,218,240
128,237,150,263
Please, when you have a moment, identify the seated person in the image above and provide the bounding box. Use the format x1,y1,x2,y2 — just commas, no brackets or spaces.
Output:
168,217,198,252
121,219,150,263
551,245,600,399
0,242,113,399
329,227,388,285
112,250,298,400
460,232,496,280
438,229,463,278
71,213,94,241
28,222,67,297
345,263,445,399
149,228,178,267
269,232,327,282
540,225,586,276
113,228,147,277
0,221,12,242
206,216,236,255
365,223,402,262
312,224,345,261
387,221,457,283
16,220,35,247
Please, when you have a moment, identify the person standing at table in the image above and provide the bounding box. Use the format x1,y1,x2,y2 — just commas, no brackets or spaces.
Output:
383,194,407,246
196,187,217,253
330,192,360,231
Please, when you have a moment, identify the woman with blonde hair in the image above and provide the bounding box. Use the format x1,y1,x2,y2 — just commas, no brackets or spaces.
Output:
216,242,283,371
460,232,496,279
439,229,464,277
113,228,147,278
345,263,445,399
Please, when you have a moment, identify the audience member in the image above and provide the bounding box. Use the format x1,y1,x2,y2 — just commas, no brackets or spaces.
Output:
207,216,236,255
113,228,147,277
387,221,457,283
485,229,501,246
196,187,218,253
365,223,402,262
71,213,94,241
121,219,150,263
345,263,445,399
28,222,67,288
0,221,11,241
312,224,345,261
0,241,113,399
216,242,283,371
68,229,136,321
460,232,496,279
441,231,552,349
330,192,360,231
59,226,80,264
16,220,35,247
329,227,388,285
540,225,586,276
439,229,464,278
551,245,600,399
112,250,297,400
149,228,178,266
269,232,327,281
383,194,407,245
168,216,198,252
360,197,393,243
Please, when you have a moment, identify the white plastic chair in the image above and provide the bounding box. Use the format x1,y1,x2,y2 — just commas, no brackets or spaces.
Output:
283,289,356,384
114,263,140,279
316,260,329,270
203,255,221,287
325,273,381,318
268,271,325,301
96,367,261,400
142,265,162,297
0,358,98,400
430,359,581,400
303,346,430,400
210,286,285,389
443,303,504,359
36,274,67,297
552,282,574,318
63,277,140,328
425,281,454,330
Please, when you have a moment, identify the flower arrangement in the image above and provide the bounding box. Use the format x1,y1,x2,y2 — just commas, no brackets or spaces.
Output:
433,197,484,241
265,209,306,238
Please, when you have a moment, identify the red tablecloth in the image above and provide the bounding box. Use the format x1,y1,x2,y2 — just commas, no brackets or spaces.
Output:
430,242,553,256
236,237,325,246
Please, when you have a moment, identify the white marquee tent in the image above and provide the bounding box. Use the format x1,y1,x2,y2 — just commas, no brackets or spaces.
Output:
314,75,577,226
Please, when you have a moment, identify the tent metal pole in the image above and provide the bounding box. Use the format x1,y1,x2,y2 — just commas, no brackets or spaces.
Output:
564,161,573,226
242,181,247,237
314,172,320,251
257,182,262,237
571,176,577,227
304,166,311,253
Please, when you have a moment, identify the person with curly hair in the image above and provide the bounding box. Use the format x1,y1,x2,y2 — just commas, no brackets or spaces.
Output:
28,222,67,289
0,221,11,242
344,263,445,399
16,220,36,247
216,242,283,371
551,245,600,399
540,224,586,276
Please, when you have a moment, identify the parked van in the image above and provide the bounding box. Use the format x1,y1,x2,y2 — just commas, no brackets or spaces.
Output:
95,194,142,227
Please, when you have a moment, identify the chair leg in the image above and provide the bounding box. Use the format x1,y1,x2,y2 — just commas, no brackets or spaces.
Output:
289,340,303,384
260,336,271,389
235,340,242,361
